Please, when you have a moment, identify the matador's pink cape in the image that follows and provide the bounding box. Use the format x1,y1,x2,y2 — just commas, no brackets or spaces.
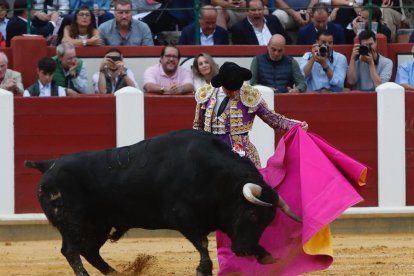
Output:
217,125,367,276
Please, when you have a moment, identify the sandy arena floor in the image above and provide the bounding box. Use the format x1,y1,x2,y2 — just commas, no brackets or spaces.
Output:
0,233,413,275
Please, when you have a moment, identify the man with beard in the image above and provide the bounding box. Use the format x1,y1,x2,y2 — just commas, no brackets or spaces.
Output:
250,34,306,93
98,0,153,46
92,48,138,94
52,41,88,93
231,0,290,45
178,5,229,45
143,45,194,94
296,2,344,45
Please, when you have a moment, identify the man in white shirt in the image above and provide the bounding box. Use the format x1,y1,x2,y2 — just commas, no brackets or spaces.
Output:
24,57,77,97
230,0,291,45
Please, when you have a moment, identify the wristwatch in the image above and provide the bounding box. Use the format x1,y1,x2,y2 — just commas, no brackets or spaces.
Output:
323,66,329,72
82,39,87,46
160,86,165,93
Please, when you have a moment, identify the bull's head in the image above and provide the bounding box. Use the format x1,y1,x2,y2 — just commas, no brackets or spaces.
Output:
228,183,301,264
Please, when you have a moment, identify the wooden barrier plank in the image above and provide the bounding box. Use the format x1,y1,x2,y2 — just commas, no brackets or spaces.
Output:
14,96,116,213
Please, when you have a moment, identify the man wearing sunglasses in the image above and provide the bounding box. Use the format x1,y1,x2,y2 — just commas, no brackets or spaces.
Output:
93,48,138,94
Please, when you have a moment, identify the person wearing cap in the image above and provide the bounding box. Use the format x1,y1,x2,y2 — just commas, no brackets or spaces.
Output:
395,45,414,92
193,61,308,168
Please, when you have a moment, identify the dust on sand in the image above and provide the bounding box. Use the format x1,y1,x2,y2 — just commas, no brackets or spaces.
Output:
0,234,413,275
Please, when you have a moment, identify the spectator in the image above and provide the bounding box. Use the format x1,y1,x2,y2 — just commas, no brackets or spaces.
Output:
212,0,247,30
24,57,78,97
62,6,101,46
192,52,219,91
300,30,348,92
92,48,138,94
231,0,291,45
347,5,391,43
52,42,88,93
178,5,229,45
297,3,345,45
143,45,194,94
98,0,153,46
395,46,414,91
250,34,306,93
0,51,23,95
6,0,60,47
347,30,392,91
273,0,318,31
332,0,407,43
0,0,9,42
70,0,114,26
409,31,414,43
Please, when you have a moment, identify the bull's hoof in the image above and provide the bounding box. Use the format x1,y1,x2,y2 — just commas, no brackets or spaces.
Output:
196,269,212,276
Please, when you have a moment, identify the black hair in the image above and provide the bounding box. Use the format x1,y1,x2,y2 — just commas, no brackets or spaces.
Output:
317,30,333,40
38,57,56,74
358,29,377,43
161,44,181,59
105,48,122,56
361,5,382,22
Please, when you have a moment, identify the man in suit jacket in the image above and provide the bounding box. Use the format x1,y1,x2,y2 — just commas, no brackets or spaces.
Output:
231,0,291,45
178,5,229,45
297,3,345,45
6,0,59,47
0,51,24,95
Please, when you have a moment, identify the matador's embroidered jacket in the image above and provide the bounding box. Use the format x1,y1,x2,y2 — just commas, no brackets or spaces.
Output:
193,83,300,167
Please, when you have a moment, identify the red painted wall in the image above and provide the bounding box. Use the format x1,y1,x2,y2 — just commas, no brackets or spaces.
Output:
14,96,116,213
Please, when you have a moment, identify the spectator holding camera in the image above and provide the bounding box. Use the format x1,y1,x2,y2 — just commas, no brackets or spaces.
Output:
347,30,392,91
296,3,345,45
93,48,138,94
300,31,348,92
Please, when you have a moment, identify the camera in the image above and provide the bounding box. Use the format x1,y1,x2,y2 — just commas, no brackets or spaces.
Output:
358,44,370,56
108,56,122,61
318,44,330,57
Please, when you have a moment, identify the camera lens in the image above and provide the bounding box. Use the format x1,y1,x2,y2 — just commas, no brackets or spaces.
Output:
318,44,328,57
359,45,369,56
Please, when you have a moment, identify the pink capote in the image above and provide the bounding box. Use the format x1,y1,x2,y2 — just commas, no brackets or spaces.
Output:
217,125,367,276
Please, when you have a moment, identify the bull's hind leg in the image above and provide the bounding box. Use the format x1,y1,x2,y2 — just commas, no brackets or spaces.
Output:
60,234,89,276
80,224,117,275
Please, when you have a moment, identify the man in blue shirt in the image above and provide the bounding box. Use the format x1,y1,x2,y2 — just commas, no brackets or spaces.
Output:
296,3,345,45
98,0,153,46
395,46,414,91
300,30,348,92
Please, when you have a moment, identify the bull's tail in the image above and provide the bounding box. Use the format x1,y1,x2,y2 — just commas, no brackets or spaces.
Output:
24,160,56,174
278,196,302,223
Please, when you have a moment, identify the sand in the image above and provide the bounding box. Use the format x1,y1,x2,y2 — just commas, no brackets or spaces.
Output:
1,233,413,275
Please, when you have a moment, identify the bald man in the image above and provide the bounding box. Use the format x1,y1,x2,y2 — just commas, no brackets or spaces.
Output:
250,34,306,93
178,5,229,45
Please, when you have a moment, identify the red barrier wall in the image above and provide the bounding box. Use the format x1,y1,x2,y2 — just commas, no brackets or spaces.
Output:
406,93,414,205
14,96,116,213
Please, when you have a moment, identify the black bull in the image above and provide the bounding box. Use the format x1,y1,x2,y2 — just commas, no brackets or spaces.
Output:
25,129,301,276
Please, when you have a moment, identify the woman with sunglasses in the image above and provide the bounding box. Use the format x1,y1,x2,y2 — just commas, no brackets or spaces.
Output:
62,6,101,46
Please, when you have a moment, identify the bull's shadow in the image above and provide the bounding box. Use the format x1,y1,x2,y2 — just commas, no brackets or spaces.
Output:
25,129,299,276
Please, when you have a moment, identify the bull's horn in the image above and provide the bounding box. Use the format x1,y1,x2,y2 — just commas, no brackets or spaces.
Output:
277,196,302,223
242,183,273,207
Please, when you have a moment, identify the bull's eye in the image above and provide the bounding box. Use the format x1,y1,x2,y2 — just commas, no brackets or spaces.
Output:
246,209,258,222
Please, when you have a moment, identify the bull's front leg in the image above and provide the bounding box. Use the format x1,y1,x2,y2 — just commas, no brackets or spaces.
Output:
195,236,213,276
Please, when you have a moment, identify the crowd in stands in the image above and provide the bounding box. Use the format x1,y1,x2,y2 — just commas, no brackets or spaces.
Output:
0,0,413,96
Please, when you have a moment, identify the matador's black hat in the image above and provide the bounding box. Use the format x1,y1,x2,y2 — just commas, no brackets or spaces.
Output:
211,62,252,91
